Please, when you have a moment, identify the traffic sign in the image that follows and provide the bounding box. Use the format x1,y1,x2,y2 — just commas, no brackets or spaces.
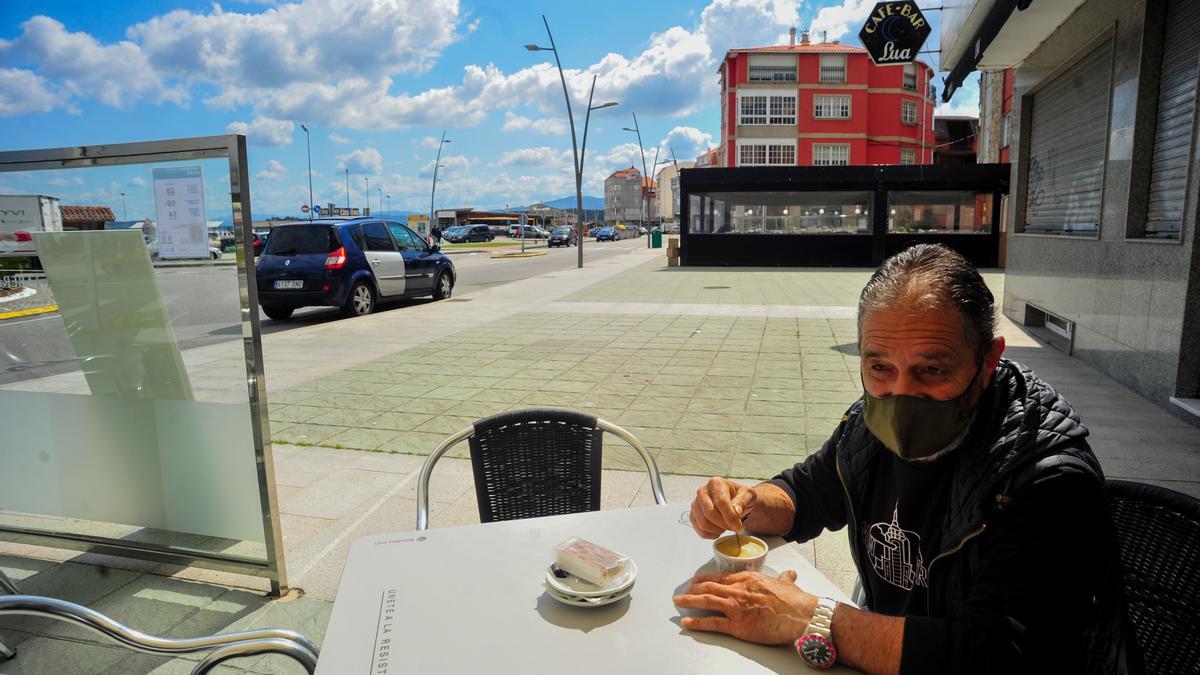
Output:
858,2,931,66
301,204,310,213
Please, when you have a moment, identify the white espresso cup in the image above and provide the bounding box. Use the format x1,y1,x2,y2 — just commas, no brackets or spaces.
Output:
712,533,768,573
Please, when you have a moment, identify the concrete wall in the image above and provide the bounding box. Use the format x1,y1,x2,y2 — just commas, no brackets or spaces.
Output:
1003,0,1200,415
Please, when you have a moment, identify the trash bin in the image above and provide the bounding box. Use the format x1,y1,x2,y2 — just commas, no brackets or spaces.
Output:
651,229,662,248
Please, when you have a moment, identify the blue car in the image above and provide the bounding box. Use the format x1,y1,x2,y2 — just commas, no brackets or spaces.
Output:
256,218,456,320
594,227,618,242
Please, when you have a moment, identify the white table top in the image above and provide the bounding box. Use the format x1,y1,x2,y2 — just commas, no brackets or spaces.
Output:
317,504,854,674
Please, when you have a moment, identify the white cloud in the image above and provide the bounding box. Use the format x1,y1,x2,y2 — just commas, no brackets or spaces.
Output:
498,147,567,168
0,16,188,110
418,154,470,178
2,0,804,131
256,159,287,181
129,176,147,187
419,136,444,149
0,67,58,116
337,147,383,176
226,115,294,146
502,111,567,135
329,132,351,145
808,0,875,42
657,126,715,163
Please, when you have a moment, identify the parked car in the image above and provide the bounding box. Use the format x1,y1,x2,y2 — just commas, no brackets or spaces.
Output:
443,224,495,243
253,230,270,256
507,225,548,239
593,227,618,242
548,226,576,247
255,218,456,320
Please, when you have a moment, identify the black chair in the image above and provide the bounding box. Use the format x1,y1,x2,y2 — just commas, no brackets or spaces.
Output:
1106,479,1200,674
416,408,666,530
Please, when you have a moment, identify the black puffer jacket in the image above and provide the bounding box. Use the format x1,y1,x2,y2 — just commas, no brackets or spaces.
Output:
769,359,1140,674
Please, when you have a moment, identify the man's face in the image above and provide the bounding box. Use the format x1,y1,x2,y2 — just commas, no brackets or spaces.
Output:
860,304,1003,405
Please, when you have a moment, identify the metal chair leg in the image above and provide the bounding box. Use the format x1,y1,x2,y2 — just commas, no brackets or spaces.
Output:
0,637,14,660
191,637,318,674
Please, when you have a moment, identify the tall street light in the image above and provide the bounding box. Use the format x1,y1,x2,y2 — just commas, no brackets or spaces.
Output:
526,18,617,269
377,186,384,216
429,131,451,236
622,112,649,241
120,192,127,221
386,194,391,216
300,124,314,220
344,168,351,211
363,177,370,216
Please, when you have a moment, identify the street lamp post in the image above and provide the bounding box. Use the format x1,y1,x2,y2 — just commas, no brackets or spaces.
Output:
386,194,391,216
363,177,369,216
377,186,384,216
526,19,617,269
622,113,649,245
120,192,127,221
344,168,351,211
429,131,451,238
300,124,314,220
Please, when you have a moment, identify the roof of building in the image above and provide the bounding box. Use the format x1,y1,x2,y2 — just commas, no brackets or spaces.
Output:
610,165,640,179
61,206,116,223
728,42,867,54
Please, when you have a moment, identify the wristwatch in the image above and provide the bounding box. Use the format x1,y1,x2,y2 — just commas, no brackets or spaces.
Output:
795,596,838,669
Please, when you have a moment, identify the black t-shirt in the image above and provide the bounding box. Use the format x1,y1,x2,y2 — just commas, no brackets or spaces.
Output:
860,449,958,616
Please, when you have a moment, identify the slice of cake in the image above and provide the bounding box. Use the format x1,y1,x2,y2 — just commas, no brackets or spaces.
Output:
553,537,628,586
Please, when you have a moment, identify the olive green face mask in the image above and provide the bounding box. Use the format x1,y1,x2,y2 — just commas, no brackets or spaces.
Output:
862,365,983,461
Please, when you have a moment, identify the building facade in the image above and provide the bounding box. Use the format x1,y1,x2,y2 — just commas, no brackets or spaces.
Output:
655,161,696,225
718,31,937,168
604,166,655,225
942,0,1200,423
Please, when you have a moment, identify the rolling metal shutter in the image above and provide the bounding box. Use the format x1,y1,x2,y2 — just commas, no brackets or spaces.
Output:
1025,41,1112,235
1145,0,1200,238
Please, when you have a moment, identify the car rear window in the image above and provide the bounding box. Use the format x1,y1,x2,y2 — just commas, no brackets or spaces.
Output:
265,226,338,255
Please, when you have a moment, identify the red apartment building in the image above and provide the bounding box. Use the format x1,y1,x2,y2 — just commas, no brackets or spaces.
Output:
718,30,937,168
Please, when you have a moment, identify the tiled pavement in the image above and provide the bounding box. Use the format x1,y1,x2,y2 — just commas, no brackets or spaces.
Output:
3,248,1197,673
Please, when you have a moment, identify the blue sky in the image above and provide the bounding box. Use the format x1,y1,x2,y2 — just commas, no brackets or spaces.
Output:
0,0,979,219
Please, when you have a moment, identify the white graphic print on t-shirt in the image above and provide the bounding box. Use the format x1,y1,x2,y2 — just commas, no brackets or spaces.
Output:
864,501,929,591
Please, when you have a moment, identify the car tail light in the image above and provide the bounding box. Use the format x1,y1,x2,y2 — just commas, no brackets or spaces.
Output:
325,246,346,269
14,231,32,242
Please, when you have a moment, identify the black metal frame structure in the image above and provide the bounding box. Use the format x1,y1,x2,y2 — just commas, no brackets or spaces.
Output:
679,164,1010,268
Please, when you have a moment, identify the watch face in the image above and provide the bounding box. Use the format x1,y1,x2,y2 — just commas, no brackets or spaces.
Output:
797,634,836,669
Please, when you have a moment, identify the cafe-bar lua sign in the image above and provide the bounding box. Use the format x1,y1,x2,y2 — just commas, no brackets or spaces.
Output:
858,2,932,66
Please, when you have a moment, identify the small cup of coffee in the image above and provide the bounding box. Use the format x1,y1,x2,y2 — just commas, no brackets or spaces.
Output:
712,534,768,573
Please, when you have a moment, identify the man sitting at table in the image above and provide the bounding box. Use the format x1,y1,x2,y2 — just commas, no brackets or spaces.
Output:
675,244,1138,674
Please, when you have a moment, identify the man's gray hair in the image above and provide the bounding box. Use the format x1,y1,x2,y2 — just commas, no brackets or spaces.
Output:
858,244,996,358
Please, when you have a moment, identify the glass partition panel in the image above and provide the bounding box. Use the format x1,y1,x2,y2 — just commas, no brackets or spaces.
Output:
887,190,992,233
687,191,871,234
0,151,275,574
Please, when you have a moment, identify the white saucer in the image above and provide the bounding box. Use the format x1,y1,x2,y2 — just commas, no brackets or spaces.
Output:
544,582,633,607
545,559,638,598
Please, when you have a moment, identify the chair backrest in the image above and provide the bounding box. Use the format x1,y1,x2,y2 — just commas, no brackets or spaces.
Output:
468,408,604,523
1106,479,1200,674
415,408,665,530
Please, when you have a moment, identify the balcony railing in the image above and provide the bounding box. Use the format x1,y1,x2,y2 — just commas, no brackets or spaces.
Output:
748,66,796,82
903,72,917,90
819,66,845,83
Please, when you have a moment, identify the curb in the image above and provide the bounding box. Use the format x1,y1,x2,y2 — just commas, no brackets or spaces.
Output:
0,304,59,321
152,261,238,269
490,251,549,259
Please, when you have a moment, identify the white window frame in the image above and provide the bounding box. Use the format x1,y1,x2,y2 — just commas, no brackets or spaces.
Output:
740,95,768,125
738,139,797,167
901,100,918,125
903,64,917,90
900,147,917,165
814,94,851,119
748,53,797,83
820,54,846,84
1001,110,1013,148
739,90,796,126
812,143,850,166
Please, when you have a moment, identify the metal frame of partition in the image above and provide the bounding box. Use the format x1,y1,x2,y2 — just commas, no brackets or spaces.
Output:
0,135,289,595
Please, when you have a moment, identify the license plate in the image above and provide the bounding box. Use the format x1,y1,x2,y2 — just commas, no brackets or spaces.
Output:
274,280,304,289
